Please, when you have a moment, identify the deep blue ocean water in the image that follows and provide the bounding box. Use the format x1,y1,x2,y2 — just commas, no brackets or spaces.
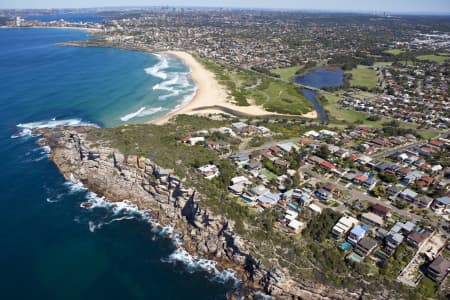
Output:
0,28,236,300
296,67,344,121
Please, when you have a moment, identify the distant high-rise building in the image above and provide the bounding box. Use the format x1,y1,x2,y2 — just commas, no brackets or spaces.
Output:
15,16,22,27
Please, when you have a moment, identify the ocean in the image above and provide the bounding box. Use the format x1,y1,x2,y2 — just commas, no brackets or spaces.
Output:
0,28,237,300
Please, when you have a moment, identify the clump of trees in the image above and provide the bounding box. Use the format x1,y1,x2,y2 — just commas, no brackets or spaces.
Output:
303,208,340,242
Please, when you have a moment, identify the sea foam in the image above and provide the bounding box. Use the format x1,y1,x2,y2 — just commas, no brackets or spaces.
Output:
12,118,98,138
161,248,239,285
120,106,163,122
145,53,196,110
71,171,240,286
145,54,169,79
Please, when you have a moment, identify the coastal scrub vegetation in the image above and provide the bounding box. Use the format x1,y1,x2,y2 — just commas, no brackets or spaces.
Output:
86,115,434,299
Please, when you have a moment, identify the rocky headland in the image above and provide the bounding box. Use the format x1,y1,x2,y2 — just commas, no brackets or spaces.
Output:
34,125,374,300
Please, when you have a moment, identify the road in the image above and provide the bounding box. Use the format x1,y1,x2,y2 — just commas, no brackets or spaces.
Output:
300,165,427,224
237,132,449,231
372,141,423,159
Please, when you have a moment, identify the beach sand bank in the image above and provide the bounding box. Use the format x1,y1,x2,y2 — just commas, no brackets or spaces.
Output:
151,51,317,124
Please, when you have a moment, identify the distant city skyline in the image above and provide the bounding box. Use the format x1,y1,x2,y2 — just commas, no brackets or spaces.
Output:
2,0,450,14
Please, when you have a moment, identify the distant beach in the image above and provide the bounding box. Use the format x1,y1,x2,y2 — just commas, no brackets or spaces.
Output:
152,51,317,124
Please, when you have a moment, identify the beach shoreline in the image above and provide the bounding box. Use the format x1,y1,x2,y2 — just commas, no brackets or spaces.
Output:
0,25,102,33
150,50,318,125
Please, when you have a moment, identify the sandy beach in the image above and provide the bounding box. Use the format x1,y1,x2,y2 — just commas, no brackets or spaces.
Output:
151,51,317,124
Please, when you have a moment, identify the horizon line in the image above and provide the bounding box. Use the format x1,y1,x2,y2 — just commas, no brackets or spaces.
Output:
1,5,450,16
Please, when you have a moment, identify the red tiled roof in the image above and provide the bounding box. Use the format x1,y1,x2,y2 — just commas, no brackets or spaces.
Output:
319,160,336,170
354,174,369,182
182,135,192,142
429,140,443,147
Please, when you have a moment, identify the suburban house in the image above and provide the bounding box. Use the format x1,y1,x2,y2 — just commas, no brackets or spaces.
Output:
399,188,418,202
249,185,269,198
292,189,312,206
384,232,404,254
198,164,220,180
332,216,359,239
361,212,384,227
257,192,281,208
355,237,378,257
371,204,391,218
415,195,433,208
406,229,432,248
426,256,450,282
206,140,231,152
432,196,450,213
347,225,369,245
185,136,205,145
288,219,305,234
315,188,331,202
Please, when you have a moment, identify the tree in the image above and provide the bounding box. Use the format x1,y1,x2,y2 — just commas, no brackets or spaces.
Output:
318,144,331,160
379,172,398,184
371,185,386,197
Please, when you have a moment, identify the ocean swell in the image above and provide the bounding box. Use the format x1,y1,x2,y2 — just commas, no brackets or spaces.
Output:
119,106,164,122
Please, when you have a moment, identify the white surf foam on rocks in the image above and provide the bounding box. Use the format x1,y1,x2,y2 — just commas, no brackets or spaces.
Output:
161,247,239,285
65,174,88,194
69,173,240,287
12,118,98,138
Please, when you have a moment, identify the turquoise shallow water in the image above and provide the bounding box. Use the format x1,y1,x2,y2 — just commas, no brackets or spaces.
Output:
0,28,238,300
0,27,196,128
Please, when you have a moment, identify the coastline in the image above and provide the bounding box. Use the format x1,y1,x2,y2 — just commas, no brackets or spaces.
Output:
151,50,318,125
0,25,101,34
52,39,318,123
34,126,361,299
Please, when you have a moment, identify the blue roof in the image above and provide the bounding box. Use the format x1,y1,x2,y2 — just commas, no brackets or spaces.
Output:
365,177,376,184
288,202,301,212
350,225,366,237
361,224,371,231
436,196,450,205
258,192,280,204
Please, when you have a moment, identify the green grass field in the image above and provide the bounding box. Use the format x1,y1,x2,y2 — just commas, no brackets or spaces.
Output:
416,54,450,64
384,49,406,55
372,62,392,68
348,67,378,89
272,65,301,81
198,57,313,115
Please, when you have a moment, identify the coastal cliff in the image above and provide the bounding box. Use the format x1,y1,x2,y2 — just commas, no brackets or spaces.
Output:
35,126,366,300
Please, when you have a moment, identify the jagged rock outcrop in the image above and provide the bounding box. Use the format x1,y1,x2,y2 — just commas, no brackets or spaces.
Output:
35,126,367,300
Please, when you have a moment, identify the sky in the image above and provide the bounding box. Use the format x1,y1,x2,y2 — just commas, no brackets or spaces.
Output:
1,0,450,14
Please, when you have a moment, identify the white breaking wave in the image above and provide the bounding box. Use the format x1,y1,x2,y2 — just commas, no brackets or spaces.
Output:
145,54,170,79
172,87,198,111
153,72,193,102
146,54,196,105
161,248,239,285
12,118,98,138
120,106,164,122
